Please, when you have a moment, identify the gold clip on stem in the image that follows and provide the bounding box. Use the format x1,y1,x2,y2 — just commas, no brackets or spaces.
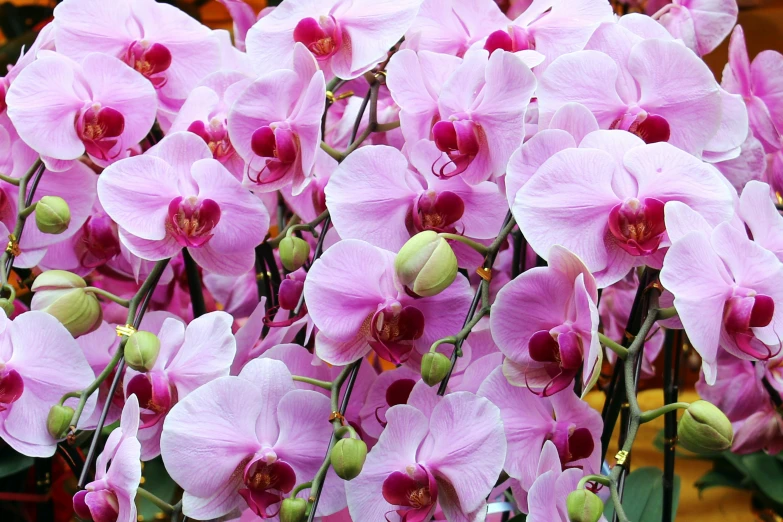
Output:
115,324,137,337
615,450,629,466
329,411,346,425
5,234,20,257
476,266,492,282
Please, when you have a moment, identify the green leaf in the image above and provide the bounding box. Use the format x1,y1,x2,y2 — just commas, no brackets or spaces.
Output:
603,467,680,522
0,447,34,478
742,452,783,504
695,470,747,494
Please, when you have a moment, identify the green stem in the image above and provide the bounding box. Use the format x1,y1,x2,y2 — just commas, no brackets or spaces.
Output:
136,487,174,514
657,306,678,320
292,481,313,497
429,336,457,353
84,287,131,307
292,375,333,391
578,475,611,490
438,233,488,256
0,173,20,186
18,203,37,219
320,142,344,162
639,402,690,424
599,333,629,360
375,120,401,132
0,158,43,287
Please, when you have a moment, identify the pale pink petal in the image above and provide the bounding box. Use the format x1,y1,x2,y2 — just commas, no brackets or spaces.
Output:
740,180,783,261
505,129,575,205
274,390,332,479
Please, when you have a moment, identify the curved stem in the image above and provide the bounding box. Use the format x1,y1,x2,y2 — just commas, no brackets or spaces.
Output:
84,287,131,307
657,306,678,320
599,333,628,360
292,375,333,391
610,480,630,522
136,487,174,514
639,402,690,424
1,158,43,286
18,203,37,219
438,233,489,256
0,173,20,186
577,475,611,490
320,142,344,162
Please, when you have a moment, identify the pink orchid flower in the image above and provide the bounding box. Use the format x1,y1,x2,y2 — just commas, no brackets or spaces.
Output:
661,202,783,384
161,358,339,519
346,391,506,521
505,102,599,205
281,148,337,222
513,131,735,287
538,16,730,158
170,71,252,181
6,51,157,170
123,311,235,460
482,0,613,72
245,0,423,79
228,43,325,194
0,119,98,268
652,0,737,57
490,245,600,395
303,239,473,366
0,310,96,457
74,395,141,522
53,0,222,114
98,132,270,276
525,440,604,522
387,48,536,184
404,0,510,57
479,368,602,513
217,0,259,52
325,141,507,252
358,365,421,440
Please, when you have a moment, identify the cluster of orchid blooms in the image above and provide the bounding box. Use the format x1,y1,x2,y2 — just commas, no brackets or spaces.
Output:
0,0,781,520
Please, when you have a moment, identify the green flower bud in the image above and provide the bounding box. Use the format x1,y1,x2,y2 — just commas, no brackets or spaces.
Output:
280,497,308,522
395,231,457,297
330,438,367,481
677,400,733,453
421,351,451,387
31,270,103,337
0,298,15,318
125,331,160,372
47,405,74,439
35,196,71,234
279,236,311,272
677,401,734,453
566,489,604,522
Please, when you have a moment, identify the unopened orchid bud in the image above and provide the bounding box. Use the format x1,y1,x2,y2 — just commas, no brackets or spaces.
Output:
677,400,733,453
394,231,457,297
35,196,71,234
280,236,311,272
30,270,102,336
0,298,14,317
330,438,367,481
421,352,451,386
47,404,74,439
280,497,308,522
566,489,604,522
125,331,160,372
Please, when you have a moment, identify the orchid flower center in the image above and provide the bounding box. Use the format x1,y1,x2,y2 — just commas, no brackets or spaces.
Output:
77,104,125,161
528,326,584,396
73,488,120,522
293,16,342,60
611,111,670,144
249,125,300,185
431,118,481,178
367,302,425,365
549,423,595,468
484,26,534,54
188,118,234,162
411,190,465,234
126,41,172,88
0,368,24,412
76,214,121,268
166,196,221,248
723,291,776,359
608,197,666,256
239,457,297,518
126,373,176,429
382,465,438,520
